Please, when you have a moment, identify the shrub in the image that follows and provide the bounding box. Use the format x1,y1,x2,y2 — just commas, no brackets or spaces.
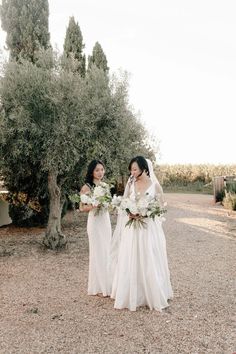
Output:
9,203,48,227
6,192,68,227
215,190,225,203
223,191,236,211
226,181,236,194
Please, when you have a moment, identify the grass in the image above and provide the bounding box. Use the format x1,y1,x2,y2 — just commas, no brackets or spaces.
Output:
163,181,213,195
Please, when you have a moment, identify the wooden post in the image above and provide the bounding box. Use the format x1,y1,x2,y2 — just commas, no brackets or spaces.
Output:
213,176,225,202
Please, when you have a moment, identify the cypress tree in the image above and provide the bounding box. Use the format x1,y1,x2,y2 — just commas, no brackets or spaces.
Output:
63,16,86,77
0,0,50,62
88,42,109,73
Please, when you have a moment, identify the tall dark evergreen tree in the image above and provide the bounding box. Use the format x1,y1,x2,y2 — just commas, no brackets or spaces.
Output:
0,0,50,62
63,16,86,77
88,42,109,73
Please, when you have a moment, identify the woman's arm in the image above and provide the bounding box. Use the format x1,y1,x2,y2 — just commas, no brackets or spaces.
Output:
79,185,94,212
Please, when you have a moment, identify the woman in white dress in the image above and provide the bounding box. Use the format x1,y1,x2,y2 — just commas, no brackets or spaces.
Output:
80,160,112,297
111,156,173,311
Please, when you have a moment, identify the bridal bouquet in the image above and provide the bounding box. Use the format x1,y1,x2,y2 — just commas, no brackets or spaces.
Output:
112,193,167,228
70,182,112,215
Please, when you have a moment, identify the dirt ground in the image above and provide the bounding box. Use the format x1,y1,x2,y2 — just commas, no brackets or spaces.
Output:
0,193,235,354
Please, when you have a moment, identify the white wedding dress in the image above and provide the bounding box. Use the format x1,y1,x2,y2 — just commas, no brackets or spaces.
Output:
111,180,173,311
87,208,112,296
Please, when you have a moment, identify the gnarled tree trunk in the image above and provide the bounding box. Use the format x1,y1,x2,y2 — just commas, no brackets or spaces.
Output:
43,169,66,249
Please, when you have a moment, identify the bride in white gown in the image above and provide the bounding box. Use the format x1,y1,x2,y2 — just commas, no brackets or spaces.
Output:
80,160,112,297
111,156,173,311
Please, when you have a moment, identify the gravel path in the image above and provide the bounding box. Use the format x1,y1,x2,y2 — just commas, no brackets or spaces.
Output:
0,193,235,354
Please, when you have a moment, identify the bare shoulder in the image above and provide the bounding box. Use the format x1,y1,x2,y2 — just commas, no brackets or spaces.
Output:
80,184,91,195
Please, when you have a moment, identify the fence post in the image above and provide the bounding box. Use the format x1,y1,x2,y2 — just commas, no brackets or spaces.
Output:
213,176,225,202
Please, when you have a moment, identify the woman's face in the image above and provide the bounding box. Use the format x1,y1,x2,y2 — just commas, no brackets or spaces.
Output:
93,163,105,181
130,162,142,179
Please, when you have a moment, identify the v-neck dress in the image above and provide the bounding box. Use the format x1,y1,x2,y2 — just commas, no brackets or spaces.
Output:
111,181,173,311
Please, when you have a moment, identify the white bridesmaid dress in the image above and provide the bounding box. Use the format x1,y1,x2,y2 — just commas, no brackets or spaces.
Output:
87,208,112,296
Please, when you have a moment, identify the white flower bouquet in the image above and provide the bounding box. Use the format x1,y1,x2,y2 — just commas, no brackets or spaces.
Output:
70,182,112,215
112,193,167,228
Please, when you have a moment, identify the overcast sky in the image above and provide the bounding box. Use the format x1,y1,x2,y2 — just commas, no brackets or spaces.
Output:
1,0,235,164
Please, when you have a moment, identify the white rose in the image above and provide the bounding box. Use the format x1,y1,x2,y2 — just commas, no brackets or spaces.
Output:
139,208,148,217
91,196,100,206
81,194,92,204
93,186,105,198
111,195,122,207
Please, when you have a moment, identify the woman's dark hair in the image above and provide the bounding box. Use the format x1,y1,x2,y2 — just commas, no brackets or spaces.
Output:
85,159,105,187
128,156,150,178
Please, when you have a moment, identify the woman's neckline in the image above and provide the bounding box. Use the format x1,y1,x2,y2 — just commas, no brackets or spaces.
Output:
134,179,152,196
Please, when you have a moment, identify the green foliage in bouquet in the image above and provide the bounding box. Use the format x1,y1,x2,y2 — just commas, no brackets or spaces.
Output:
69,194,81,204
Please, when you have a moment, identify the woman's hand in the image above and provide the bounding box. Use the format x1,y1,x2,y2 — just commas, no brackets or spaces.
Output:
128,213,141,220
80,203,101,212
79,203,94,212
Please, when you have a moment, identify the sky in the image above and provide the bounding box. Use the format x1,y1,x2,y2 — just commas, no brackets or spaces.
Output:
0,0,235,164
